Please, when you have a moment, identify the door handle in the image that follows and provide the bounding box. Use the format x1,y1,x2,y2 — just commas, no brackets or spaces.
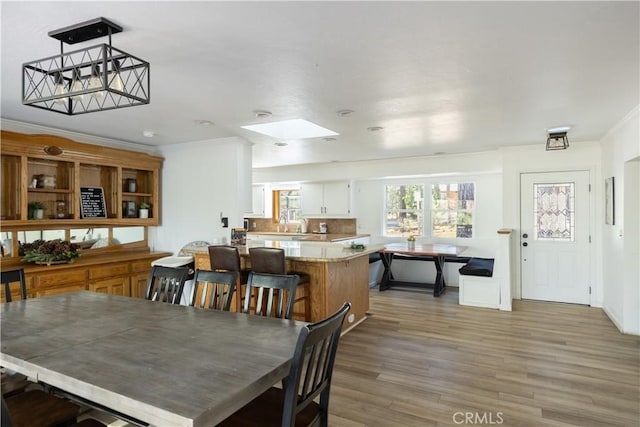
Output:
522,242,528,247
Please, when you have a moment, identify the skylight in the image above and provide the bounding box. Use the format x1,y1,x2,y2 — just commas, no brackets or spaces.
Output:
241,119,338,140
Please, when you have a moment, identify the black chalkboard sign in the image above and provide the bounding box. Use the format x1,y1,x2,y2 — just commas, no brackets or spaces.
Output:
80,187,107,218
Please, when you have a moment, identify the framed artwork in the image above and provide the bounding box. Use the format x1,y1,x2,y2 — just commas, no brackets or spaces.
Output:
124,201,137,218
605,177,615,225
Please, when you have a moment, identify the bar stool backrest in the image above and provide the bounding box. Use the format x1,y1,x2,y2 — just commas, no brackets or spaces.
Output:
249,247,285,274
208,245,241,272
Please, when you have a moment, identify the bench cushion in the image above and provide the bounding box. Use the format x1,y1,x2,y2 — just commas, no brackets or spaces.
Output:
459,257,494,277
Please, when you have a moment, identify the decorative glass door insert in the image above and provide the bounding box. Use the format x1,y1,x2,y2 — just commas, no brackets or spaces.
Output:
533,182,575,241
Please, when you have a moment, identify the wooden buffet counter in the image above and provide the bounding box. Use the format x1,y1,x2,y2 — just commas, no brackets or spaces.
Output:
184,240,383,328
1,249,171,301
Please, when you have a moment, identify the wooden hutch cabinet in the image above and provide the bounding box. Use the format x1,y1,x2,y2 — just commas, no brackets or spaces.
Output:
1,131,162,227
0,131,171,299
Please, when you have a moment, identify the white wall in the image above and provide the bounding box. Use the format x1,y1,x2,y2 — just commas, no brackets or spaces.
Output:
500,141,602,304
354,173,502,284
623,158,639,334
600,106,640,334
254,152,503,285
150,137,252,253
254,150,502,183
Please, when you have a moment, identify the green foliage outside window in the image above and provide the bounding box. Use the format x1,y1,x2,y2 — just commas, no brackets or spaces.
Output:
384,184,424,237
384,182,475,238
431,183,475,238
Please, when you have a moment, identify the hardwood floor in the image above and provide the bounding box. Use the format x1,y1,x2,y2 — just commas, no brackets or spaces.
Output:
329,288,640,427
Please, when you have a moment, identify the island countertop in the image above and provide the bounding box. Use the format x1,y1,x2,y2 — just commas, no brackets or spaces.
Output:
183,240,383,263
247,232,370,243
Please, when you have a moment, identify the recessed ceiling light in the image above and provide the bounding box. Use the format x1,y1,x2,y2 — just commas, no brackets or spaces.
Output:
254,110,273,118
242,119,338,140
142,130,155,138
274,142,288,147
195,120,214,126
324,137,337,142
367,126,384,132
336,109,354,117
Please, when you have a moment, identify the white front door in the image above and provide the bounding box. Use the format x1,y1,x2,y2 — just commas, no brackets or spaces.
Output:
520,171,591,304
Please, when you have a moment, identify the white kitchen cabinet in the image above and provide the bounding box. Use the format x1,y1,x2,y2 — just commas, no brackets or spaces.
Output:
244,184,265,217
300,181,350,216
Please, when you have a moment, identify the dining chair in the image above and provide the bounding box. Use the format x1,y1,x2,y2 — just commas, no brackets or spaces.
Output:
1,268,27,303
218,302,351,427
0,371,28,399
208,245,250,312
243,272,299,320
1,390,89,427
144,265,189,304
189,269,237,311
0,269,29,398
248,247,311,320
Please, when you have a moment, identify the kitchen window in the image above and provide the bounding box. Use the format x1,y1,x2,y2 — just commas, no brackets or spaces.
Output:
384,184,424,237
272,189,302,223
431,182,475,238
383,181,475,238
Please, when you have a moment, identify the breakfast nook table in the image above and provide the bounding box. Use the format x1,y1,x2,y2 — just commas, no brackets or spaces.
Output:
378,243,467,296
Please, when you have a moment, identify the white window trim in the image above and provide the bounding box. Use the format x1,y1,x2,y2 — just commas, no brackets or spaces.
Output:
381,179,476,240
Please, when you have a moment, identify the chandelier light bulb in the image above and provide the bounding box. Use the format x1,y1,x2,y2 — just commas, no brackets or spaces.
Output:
88,64,104,98
53,72,67,105
109,59,125,91
70,68,84,102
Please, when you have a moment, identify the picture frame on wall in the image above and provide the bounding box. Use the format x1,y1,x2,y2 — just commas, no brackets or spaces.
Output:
605,177,615,225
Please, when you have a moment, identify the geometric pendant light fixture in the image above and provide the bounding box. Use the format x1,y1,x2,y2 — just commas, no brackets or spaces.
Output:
545,126,570,151
22,17,150,115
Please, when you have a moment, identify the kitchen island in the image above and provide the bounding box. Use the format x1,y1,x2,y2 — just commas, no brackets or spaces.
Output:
183,240,383,328
247,232,370,243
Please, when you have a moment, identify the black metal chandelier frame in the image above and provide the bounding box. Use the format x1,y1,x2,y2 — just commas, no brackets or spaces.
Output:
546,131,570,151
22,17,150,115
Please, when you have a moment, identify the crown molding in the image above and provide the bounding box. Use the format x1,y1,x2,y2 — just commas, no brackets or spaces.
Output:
0,118,160,155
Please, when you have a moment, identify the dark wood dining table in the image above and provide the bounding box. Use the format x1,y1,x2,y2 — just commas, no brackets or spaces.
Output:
0,291,306,427
378,243,467,296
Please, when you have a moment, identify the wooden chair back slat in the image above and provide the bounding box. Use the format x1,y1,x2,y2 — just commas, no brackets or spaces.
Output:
243,272,298,320
145,265,189,304
190,269,237,311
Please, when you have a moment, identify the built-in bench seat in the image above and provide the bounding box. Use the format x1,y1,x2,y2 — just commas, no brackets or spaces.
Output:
458,257,499,309
458,257,494,277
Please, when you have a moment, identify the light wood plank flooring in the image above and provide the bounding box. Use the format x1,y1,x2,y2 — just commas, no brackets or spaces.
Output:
329,288,639,427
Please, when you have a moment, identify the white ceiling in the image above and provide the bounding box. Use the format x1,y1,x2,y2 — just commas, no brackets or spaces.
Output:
1,1,638,168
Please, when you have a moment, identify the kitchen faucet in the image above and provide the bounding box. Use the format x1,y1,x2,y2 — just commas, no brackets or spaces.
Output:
278,214,288,232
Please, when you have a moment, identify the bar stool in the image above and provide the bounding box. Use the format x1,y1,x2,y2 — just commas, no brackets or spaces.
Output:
208,245,250,313
248,247,311,321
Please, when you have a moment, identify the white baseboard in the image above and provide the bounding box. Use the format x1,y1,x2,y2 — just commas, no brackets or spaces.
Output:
602,304,624,333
